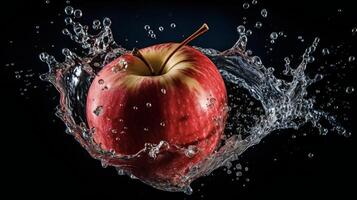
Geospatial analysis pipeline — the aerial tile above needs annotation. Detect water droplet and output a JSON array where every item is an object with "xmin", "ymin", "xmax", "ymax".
[
  {"xmin": 246, "ymin": 29, "xmax": 252, "ymax": 36},
  {"xmin": 185, "ymin": 145, "xmax": 198, "ymax": 158},
  {"xmin": 270, "ymin": 32, "xmax": 278, "ymax": 40},
  {"xmin": 62, "ymin": 28, "xmax": 70, "ymax": 35},
  {"xmin": 92, "ymin": 20, "xmax": 101, "ymax": 30},
  {"xmin": 158, "ymin": 26, "xmax": 164, "ymax": 31},
  {"xmin": 144, "ymin": 25, "xmax": 150, "ymax": 30},
  {"xmin": 170, "ymin": 23, "xmax": 176, "ymax": 28},
  {"xmin": 252, "ymin": 0, "xmax": 258, "ymax": 5},
  {"xmin": 103, "ymin": 18, "xmax": 112, "ymax": 27},
  {"xmin": 261, "ymin": 9, "xmax": 268, "ymax": 18},
  {"xmin": 93, "ymin": 106, "xmax": 103, "ymax": 116},
  {"xmin": 64, "ymin": 6, "xmax": 74, "ymax": 15},
  {"xmin": 242, "ymin": 2, "xmax": 250, "ymax": 9},
  {"xmin": 345, "ymin": 86, "xmax": 354, "ymax": 94},
  {"xmin": 73, "ymin": 9, "xmax": 82, "ymax": 18},
  {"xmin": 133, "ymin": 106, "xmax": 138, "ymax": 110},
  {"xmin": 255, "ymin": 21, "xmax": 262, "ymax": 29},
  {"xmin": 160, "ymin": 122, "xmax": 166, "ymax": 127},
  {"xmin": 322, "ymin": 48, "xmax": 330, "ymax": 56},
  {"xmin": 64, "ymin": 17, "xmax": 72, "ymax": 25},
  {"xmin": 98, "ymin": 79, "xmax": 104, "ymax": 84},
  {"xmin": 352, "ymin": 27, "xmax": 357, "ymax": 35},
  {"xmin": 160, "ymin": 88, "xmax": 166, "ymax": 94},
  {"xmin": 236, "ymin": 171, "xmax": 242, "ymax": 177},
  {"xmin": 307, "ymin": 152, "xmax": 314, "ymax": 158},
  {"xmin": 146, "ymin": 102, "xmax": 152, "ymax": 108},
  {"xmin": 237, "ymin": 25, "xmax": 245, "ymax": 34},
  {"xmin": 348, "ymin": 56, "xmax": 355, "ymax": 62}
]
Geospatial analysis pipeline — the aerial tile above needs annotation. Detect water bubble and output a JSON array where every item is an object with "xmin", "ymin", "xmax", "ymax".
[
  {"xmin": 348, "ymin": 56, "xmax": 355, "ymax": 62},
  {"xmin": 158, "ymin": 26, "xmax": 164, "ymax": 31},
  {"xmin": 237, "ymin": 25, "xmax": 245, "ymax": 34},
  {"xmin": 144, "ymin": 25, "xmax": 150, "ymax": 30},
  {"xmin": 45, "ymin": 0, "xmax": 50, "ymax": 4},
  {"xmin": 307, "ymin": 56, "xmax": 315, "ymax": 63},
  {"xmin": 252, "ymin": 0, "xmax": 258, "ymax": 5},
  {"xmin": 98, "ymin": 79, "xmax": 104, "ymax": 84},
  {"xmin": 243, "ymin": 2, "xmax": 250, "ymax": 9},
  {"xmin": 322, "ymin": 48, "xmax": 330, "ymax": 55},
  {"xmin": 148, "ymin": 30, "xmax": 154, "ymax": 35},
  {"xmin": 160, "ymin": 122, "xmax": 166, "ymax": 127},
  {"xmin": 170, "ymin": 23, "xmax": 176, "ymax": 28},
  {"xmin": 93, "ymin": 106, "xmax": 103, "ymax": 116},
  {"xmin": 111, "ymin": 129, "xmax": 117, "ymax": 134},
  {"xmin": 146, "ymin": 102, "xmax": 152, "ymax": 108},
  {"xmin": 133, "ymin": 106, "xmax": 138, "ymax": 110},
  {"xmin": 345, "ymin": 86, "xmax": 354, "ymax": 94},
  {"xmin": 270, "ymin": 32, "xmax": 278, "ymax": 40},
  {"xmin": 255, "ymin": 22, "xmax": 262, "ymax": 29},
  {"xmin": 73, "ymin": 9, "xmax": 82, "ymax": 18},
  {"xmin": 160, "ymin": 88, "xmax": 166, "ymax": 94},
  {"xmin": 15, "ymin": 75, "xmax": 21, "ymax": 79},
  {"xmin": 261, "ymin": 9, "xmax": 268, "ymax": 18},
  {"xmin": 236, "ymin": 171, "xmax": 243, "ymax": 177},
  {"xmin": 150, "ymin": 34, "xmax": 156, "ymax": 39},
  {"xmin": 235, "ymin": 163, "xmax": 242, "ymax": 170},
  {"xmin": 103, "ymin": 18, "xmax": 112, "ymax": 27},
  {"xmin": 64, "ymin": 6, "xmax": 74, "ymax": 15},
  {"xmin": 144, "ymin": 128, "xmax": 149, "ymax": 132},
  {"xmin": 66, "ymin": 0, "xmax": 70, "ymax": 4}
]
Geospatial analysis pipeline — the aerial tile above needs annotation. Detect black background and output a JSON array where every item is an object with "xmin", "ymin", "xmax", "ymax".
[{"xmin": 1, "ymin": 0, "xmax": 356, "ymax": 199}]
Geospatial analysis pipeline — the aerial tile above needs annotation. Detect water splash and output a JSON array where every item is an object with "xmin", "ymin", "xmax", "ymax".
[{"xmin": 39, "ymin": 6, "xmax": 351, "ymax": 194}]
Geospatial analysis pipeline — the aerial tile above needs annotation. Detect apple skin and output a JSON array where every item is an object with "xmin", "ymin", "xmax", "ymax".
[{"xmin": 86, "ymin": 43, "xmax": 227, "ymax": 187}]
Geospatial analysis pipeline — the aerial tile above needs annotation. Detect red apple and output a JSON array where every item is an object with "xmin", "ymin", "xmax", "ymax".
[{"xmin": 86, "ymin": 24, "xmax": 227, "ymax": 188}]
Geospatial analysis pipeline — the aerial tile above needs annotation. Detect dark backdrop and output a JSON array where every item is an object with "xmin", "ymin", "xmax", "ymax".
[{"xmin": 1, "ymin": 0, "xmax": 355, "ymax": 199}]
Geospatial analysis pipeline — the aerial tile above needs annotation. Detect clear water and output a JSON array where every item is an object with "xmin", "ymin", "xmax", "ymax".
[{"xmin": 38, "ymin": 5, "xmax": 353, "ymax": 194}]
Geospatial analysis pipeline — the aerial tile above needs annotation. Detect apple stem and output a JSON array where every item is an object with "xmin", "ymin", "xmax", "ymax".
[
  {"xmin": 158, "ymin": 23, "xmax": 209, "ymax": 75},
  {"xmin": 132, "ymin": 48, "xmax": 155, "ymax": 75}
]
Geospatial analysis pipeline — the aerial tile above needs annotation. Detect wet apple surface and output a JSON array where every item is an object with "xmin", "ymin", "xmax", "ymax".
[{"xmin": 86, "ymin": 25, "xmax": 228, "ymax": 186}]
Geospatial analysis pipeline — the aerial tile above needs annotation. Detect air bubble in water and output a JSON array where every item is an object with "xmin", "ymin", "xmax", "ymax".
[
  {"xmin": 64, "ymin": 6, "xmax": 73, "ymax": 15},
  {"xmin": 45, "ymin": 0, "xmax": 50, "ymax": 4},
  {"xmin": 255, "ymin": 22, "xmax": 262, "ymax": 29},
  {"xmin": 146, "ymin": 102, "xmax": 152, "ymax": 108},
  {"xmin": 73, "ymin": 9, "xmax": 82, "ymax": 18},
  {"xmin": 246, "ymin": 29, "xmax": 252, "ymax": 36},
  {"xmin": 160, "ymin": 88, "xmax": 166, "ymax": 94},
  {"xmin": 345, "ymin": 86, "xmax": 354, "ymax": 94},
  {"xmin": 243, "ymin": 2, "xmax": 250, "ymax": 9},
  {"xmin": 170, "ymin": 23, "xmax": 176, "ymax": 28},
  {"xmin": 261, "ymin": 9, "xmax": 268, "ymax": 18},
  {"xmin": 348, "ymin": 56, "xmax": 355, "ymax": 62},
  {"xmin": 64, "ymin": 17, "xmax": 73, "ymax": 25},
  {"xmin": 15, "ymin": 74, "xmax": 21, "ymax": 79},
  {"xmin": 62, "ymin": 28, "xmax": 70, "ymax": 35},
  {"xmin": 133, "ymin": 106, "xmax": 138, "ymax": 110},
  {"xmin": 148, "ymin": 30, "xmax": 154, "ymax": 35},
  {"xmin": 160, "ymin": 122, "xmax": 166, "ymax": 127},
  {"xmin": 252, "ymin": 0, "xmax": 258, "ymax": 5},
  {"xmin": 150, "ymin": 34, "xmax": 156, "ymax": 39},
  {"xmin": 144, "ymin": 25, "xmax": 150, "ymax": 30},
  {"xmin": 158, "ymin": 26, "xmax": 164, "ymax": 31}
]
